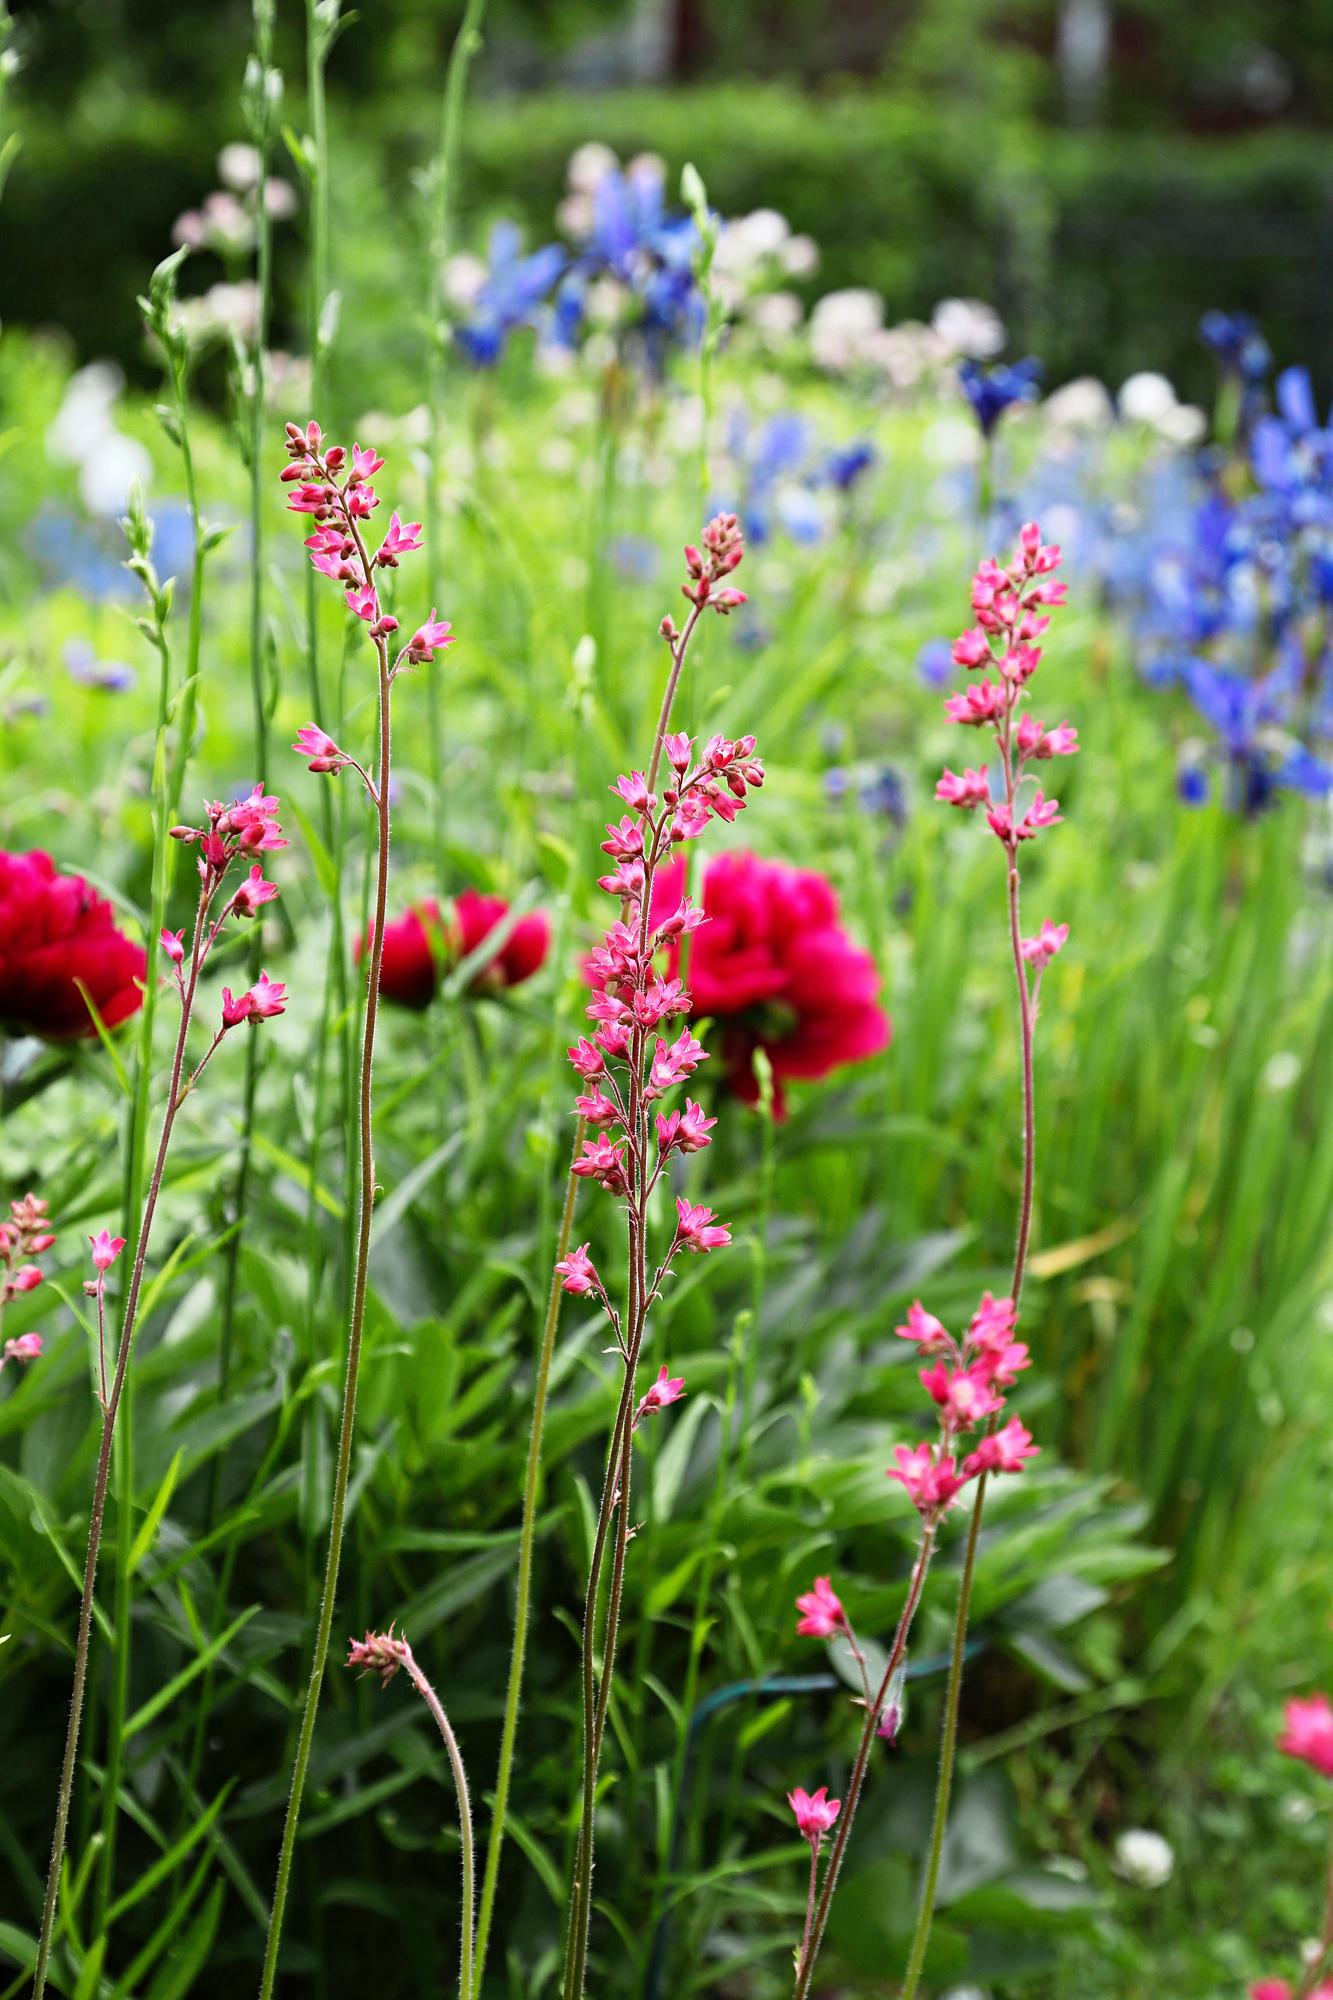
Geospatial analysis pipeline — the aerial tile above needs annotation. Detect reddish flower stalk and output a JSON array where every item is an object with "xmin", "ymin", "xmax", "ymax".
[
  {"xmin": 258, "ymin": 422, "xmax": 454, "ymax": 2000},
  {"xmin": 559, "ymin": 519, "xmax": 757, "ymax": 2000},
  {"xmin": 32, "ymin": 795, "xmax": 289, "ymax": 2000},
  {"xmin": 347, "ymin": 1628, "xmax": 476, "ymax": 2000},
  {"xmin": 790, "ymin": 523, "xmax": 1075, "ymax": 2000}
]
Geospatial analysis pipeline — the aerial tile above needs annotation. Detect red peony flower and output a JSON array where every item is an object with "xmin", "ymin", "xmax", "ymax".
[
  {"xmin": 365, "ymin": 891, "xmax": 550, "ymax": 1009},
  {"xmin": 652, "ymin": 851, "xmax": 890, "ymax": 1114},
  {"xmin": 0, "ymin": 850, "xmax": 146, "ymax": 1040}
]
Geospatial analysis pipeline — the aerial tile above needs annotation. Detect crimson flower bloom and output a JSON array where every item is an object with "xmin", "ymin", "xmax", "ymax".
[
  {"xmin": 794, "ymin": 1576, "xmax": 847, "ymax": 1640},
  {"xmin": 0, "ymin": 851, "xmax": 145, "ymax": 1040},
  {"xmin": 365, "ymin": 891, "xmax": 550, "ymax": 1009},
  {"xmin": 788, "ymin": 1786, "xmax": 841, "ymax": 1845},
  {"xmin": 650, "ymin": 852, "xmax": 889, "ymax": 1114}
]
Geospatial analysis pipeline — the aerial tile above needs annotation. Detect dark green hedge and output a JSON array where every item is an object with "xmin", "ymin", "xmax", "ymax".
[{"xmin": 9, "ymin": 79, "xmax": 1333, "ymax": 397}]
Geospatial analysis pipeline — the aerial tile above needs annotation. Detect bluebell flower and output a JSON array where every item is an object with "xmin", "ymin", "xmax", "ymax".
[
  {"xmin": 453, "ymin": 221, "xmax": 565, "ymax": 368},
  {"xmin": 1199, "ymin": 310, "xmax": 1271, "ymax": 385},
  {"xmin": 823, "ymin": 441, "xmax": 876, "ymax": 493},
  {"xmin": 959, "ymin": 357, "xmax": 1043, "ymax": 438}
]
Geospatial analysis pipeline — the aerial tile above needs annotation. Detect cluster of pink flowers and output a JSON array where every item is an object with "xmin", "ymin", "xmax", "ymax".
[
  {"xmin": 557, "ymin": 715, "xmax": 765, "ymax": 1419},
  {"xmin": 168, "ymin": 789, "xmax": 289, "ymax": 1037},
  {"xmin": 936, "ymin": 521, "xmax": 1076, "ymax": 971},
  {"xmin": 282, "ymin": 421, "xmax": 455, "ymax": 786},
  {"xmin": 885, "ymin": 1292, "xmax": 1039, "ymax": 1516},
  {"xmin": 0, "ymin": 1193, "xmax": 56, "ymax": 1373},
  {"xmin": 347, "ymin": 1626, "xmax": 412, "ymax": 1688}
]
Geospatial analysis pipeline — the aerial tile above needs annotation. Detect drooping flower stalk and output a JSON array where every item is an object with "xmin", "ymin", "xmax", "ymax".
[
  {"xmin": 789, "ymin": 523, "xmax": 1075, "ymax": 2000},
  {"xmin": 472, "ymin": 518, "xmax": 748, "ymax": 1998},
  {"xmin": 257, "ymin": 423, "xmax": 455, "ymax": 2000},
  {"xmin": 32, "ymin": 796, "xmax": 291, "ymax": 2000},
  {"xmin": 560, "ymin": 518, "xmax": 757, "ymax": 2000},
  {"xmin": 347, "ymin": 1629, "xmax": 476, "ymax": 2000}
]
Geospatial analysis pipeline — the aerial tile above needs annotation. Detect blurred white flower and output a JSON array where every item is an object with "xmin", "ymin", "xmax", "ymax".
[
  {"xmin": 750, "ymin": 292, "xmax": 803, "ymax": 343},
  {"xmin": 1113, "ymin": 1828, "xmax": 1175, "ymax": 1887},
  {"xmin": 172, "ymin": 280, "xmax": 261, "ymax": 349},
  {"xmin": 46, "ymin": 363, "xmax": 151, "ymax": 516},
  {"xmin": 779, "ymin": 233, "xmax": 819, "ymax": 278},
  {"xmin": 217, "ymin": 142, "xmax": 264, "ymax": 191},
  {"xmin": 809, "ymin": 288, "xmax": 884, "ymax": 372},
  {"xmin": 1118, "ymin": 372, "xmax": 1179, "ymax": 427},
  {"xmin": 1157, "ymin": 403, "xmax": 1207, "ymax": 447},
  {"xmin": 566, "ymin": 141, "xmax": 619, "ymax": 194},
  {"xmin": 932, "ymin": 297, "xmax": 1006, "ymax": 360},
  {"xmin": 873, "ymin": 320, "xmax": 946, "ymax": 390},
  {"xmin": 442, "ymin": 253, "xmax": 487, "ymax": 310},
  {"xmin": 1043, "ymin": 376, "xmax": 1114, "ymax": 432}
]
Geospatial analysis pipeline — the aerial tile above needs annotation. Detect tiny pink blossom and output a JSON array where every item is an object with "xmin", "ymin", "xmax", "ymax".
[
  {"xmin": 406, "ymin": 611, "xmax": 456, "ymax": 666},
  {"xmin": 294, "ymin": 724, "xmax": 348, "ymax": 774},
  {"xmin": 944, "ymin": 682, "xmax": 1005, "ymax": 727},
  {"xmin": 612, "ymin": 772, "xmax": 655, "ymax": 813},
  {"xmin": 574, "ymin": 1089, "xmax": 619, "ymax": 1125},
  {"xmin": 788, "ymin": 1786, "xmax": 841, "ymax": 1844},
  {"xmin": 221, "ymin": 987, "xmax": 253, "ymax": 1030},
  {"xmin": 656, "ymin": 1099, "xmax": 716, "ymax": 1155},
  {"xmin": 349, "ymin": 443, "xmax": 385, "ymax": 482},
  {"xmin": 571, "ymin": 1136, "xmax": 629, "ymax": 1195},
  {"xmin": 1, "ymin": 1332, "xmax": 42, "ymax": 1368},
  {"xmin": 674, "ymin": 1197, "xmax": 730, "ymax": 1253},
  {"xmin": 1278, "ymin": 1694, "xmax": 1333, "ymax": 1777},
  {"xmin": 160, "ymin": 928, "xmax": 186, "ymax": 966},
  {"xmin": 246, "ymin": 972, "xmax": 288, "ymax": 1020},
  {"xmin": 347, "ymin": 1624, "xmax": 409, "ymax": 1685},
  {"xmin": 555, "ymin": 1243, "xmax": 601, "ymax": 1296},
  {"xmin": 9, "ymin": 1264, "xmax": 42, "ymax": 1293},
  {"xmin": 886, "ymin": 1441, "xmax": 966, "ymax": 1514},
  {"xmin": 962, "ymin": 1417, "xmax": 1039, "ymax": 1477},
  {"xmin": 232, "ymin": 864, "xmax": 280, "ymax": 919},
  {"xmin": 951, "ymin": 628, "xmax": 991, "ymax": 669},
  {"xmin": 568, "ymin": 1036, "xmax": 607, "ymax": 1080},
  {"xmin": 919, "ymin": 1362, "xmax": 1005, "ymax": 1429},
  {"xmin": 794, "ymin": 1576, "xmax": 847, "ymax": 1639},
  {"xmin": 634, "ymin": 1364, "xmax": 686, "ymax": 1423},
  {"xmin": 967, "ymin": 1293, "xmax": 1018, "ymax": 1351},
  {"xmin": 935, "ymin": 767, "xmax": 990, "ymax": 809},
  {"xmin": 89, "ymin": 1229, "xmax": 126, "ymax": 1273},
  {"xmin": 1021, "ymin": 920, "xmax": 1069, "ymax": 968},
  {"xmin": 345, "ymin": 583, "xmax": 379, "ymax": 623},
  {"xmin": 663, "ymin": 731, "xmax": 693, "ymax": 773},
  {"xmin": 376, "ymin": 511, "xmax": 423, "ymax": 567},
  {"xmin": 895, "ymin": 1300, "xmax": 951, "ymax": 1352}
]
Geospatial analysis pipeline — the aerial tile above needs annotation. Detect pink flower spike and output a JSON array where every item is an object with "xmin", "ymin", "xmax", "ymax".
[
  {"xmin": 674, "ymin": 1197, "xmax": 731, "ymax": 1254},
  {"xmin": 634, "ymin": 1364, "xmax": 686, "ymax": 1424},
  {"xmin": 788, "ymin": 1786, "xmax": 841, "ymax": 1845},
  {"xmin": 89, "ymin": 1229, "xmax": 127, "ymax": 1273},
  {"xmin": 160, "ymin": 928, "xmax": 186, "ymax": 966},
  {"xmin": 894, "ymin": 1300, "xmax": 951, "ymax": 1352},
  {"xmin": 935, "ymin": 767, "xmax": 990, "ymax": 810},
  {"xmin": 294, "ymin": 724, "xmax": 348, "ymax": 774},
  {"xmin": 1278, "ymin": 1694, "xmax": 1333, "ymax": 1777},
  {"xmin": 795, "ymin": 1576, "xmax": 847, "ymax": 1640},
  {"xmin": 554, "ymin": 1243, "xmax": 601, "ymax": 1296},
  {"xmin": 1021, "ymin": 920, "xmax": 1069, "ymax": 968},
  {"xmin": 375, "ymin": 511, "xmax": 423, "ymax": 567},
  {"xmin": 406, "ymin": 611, "xmax": 456, "ymax": 666},
  {"xmin": 1, "ymin": 1332, "xmax": 43, "ymax": 1368}
]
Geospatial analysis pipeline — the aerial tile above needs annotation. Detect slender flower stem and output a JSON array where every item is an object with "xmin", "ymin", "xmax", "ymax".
[
  {"xmin": 791, "ymin": 1526, "xmax": 938, "ymax": 2000},
  {"xmin": 34, "ymin": 892, "xmax": 213, "ymax": 2000},
  {"xmin": 899, "ymin": 709, "xmax": 1038, "ymax": 2000},
  {"xmin": 257, "ymin": 503, "xmax": 396, "ymax": 2000},
  {"xmin": 400, "ymin": 1645, "xmax": 476, "ymax": 2000},
  {"xmin": 796, "ymin": 1844, "xmax": 820, "ymax": 1977},
  {"xmin": 471, "ymin": 1142, "xmax": 582, "ymax": 1987}
]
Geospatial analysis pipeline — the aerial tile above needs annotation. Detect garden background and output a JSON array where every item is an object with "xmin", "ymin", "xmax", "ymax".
[{"xmin": 1, "ymin": 1, "xmax": 1332, "ymax": 1997}]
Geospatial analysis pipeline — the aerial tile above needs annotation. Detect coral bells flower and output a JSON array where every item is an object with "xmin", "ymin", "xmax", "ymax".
[
  {"xmin": 795, "ymin": 1577, "xmax": 847, "ymax": 1639},
  {"xmin": 293, "ymin": 725, "xmax": 349, "ymax": 775},
  {"xmin": 555, "ymin": 1244, "xmax": 602, "ymax": 1297},
  {"xmin": 347, "ymin": 1626, "xmax": 411, "ymax": 1687},
  {"xmin": 963, "ymin": 1417, "xmax": 1039, "ymax": 1476},
  {"xmin": 1278, "ymin": 1693, "xmax": 1333, "ymax": 1776},
  {"xmin": 935, "ymin": 767, "xmax": 991, "ymax": 809},
  {"xmin": 406, "ymin": 612, "xmax": 455, "ymax": 666},
  {"xmin": 886, "ymin": 1442, "xmax": 966, "ymax": 1516},
  {"xmin": 788, "ymin": 1787, "xmax": 841, "ymax": 1846},
  {"xmin": 375, "ymin": 511, "xmax": 423, "ymax": 567},
  {"xmin": 1, "ymin": 1331, "xmax": 43, "ymax": 1370},
  {"xmin": 674, "ymin": 1197, "xmax": 731, "ymax": 1253},
  {"xmin": 88, "ymin": 1230, "xmax": 126, "ymax": 1273},
  {"xmin": 895, "ymin": 1300, "xmax": 951, "ymax": 1353},
  {"xmin": 0, "ymin": 851, "xmax": 146, "ymax": 1040},
  {"xmin": 231, "ymin": 865, "xmax": 280, "ymax": 919},
  {"xmin": 634, "ymin": 1364, "xmax": 685, "ymax": 1424},
  {"xmin": 160, "ymin": 928, "xmax": 186, "ymax": 967},
  {"xmin": 221, "ymin": 973, "xmax": 287, "ymax": 1030},
  {"xmin": 1021, "ymin": 920, "xmax": 1069, "ymax": 968},
  {"xmin": 572, "ymin": 1136, "xmax": 629, "ymax": 1196},
  {"xmin": 649, "ymin": 853, "xmax": 889, "ymax": 1114}
]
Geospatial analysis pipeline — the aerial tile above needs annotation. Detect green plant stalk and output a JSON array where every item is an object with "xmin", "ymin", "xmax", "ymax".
[
  {"xmin": 210, "ymin": 0, "xmax": 277, "ymax": 1528},
  {"xmin": 34, "ymin": 884, "xmax": 219, "ymax": 2000},
  {"xmin": 95, "ymin": 330, "xmax": 209, "ymax": 1932},
  {"xmin": 256, "ymin": 507, "xmax": 396, "ymax": 2000},
  {"xmin": 899, "ymin": 739, "xmax": 1038, "ymax": 2000},
  {"xmin": 424, "ymin": 0, "xmax": 487, "ymax": 876}
]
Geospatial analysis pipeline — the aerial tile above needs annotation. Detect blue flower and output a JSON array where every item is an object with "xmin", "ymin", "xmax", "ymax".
[
  {"xmin": 1199, "ymin": 310, "xmax": 1271, "ymax": 385},
  {"xmin": 561, "ymin": 159, "xmax": 705, "ymax": 369},
  {"xmin": 453, "ymin": 221, "xmax": 565, "ymax": 368},
  {"xmin": 824, "ymin": 441, "xmax": 876, "ymax": 493},
  {"xmin": 716, "ymin": 409, "xmax": 822, "ymax": 547},
  {"xmin": 959, "ymin": 358, "xmax": 1043, "ymax": 438}
]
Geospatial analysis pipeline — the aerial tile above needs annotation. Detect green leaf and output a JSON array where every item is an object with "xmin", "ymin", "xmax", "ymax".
[
  {"xmin": 105, "ymin": 1783, "xmax": 232, "ymax": 1925},
  {"xmin": 1006, "ymin": 1630, "xmax": 1094, "ymax": 1693},
  {"xmin": 128, "ymin": 1449, "xmax": 183, "ymax": 1576},
  {"xmin": 143, "ymin": 1883, "xmax": 223, "ymax": 2000},
  {"xmin": 123, "ymin": 1606, "xmax": 258, "ymax": 1740}
]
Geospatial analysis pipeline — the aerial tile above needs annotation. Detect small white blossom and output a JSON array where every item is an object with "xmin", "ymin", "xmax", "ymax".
[{"xmin": 1113, "ymin": 1828, "xmax": 1175, "ymax": 1888}]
